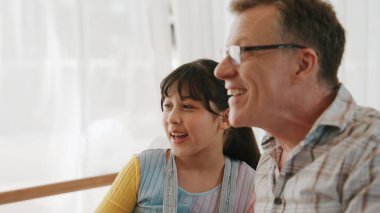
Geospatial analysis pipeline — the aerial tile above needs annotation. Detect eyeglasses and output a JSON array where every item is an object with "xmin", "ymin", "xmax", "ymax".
[{"xmin": 223, "ymin": 44, "xmax": 307, "ymax": 65}]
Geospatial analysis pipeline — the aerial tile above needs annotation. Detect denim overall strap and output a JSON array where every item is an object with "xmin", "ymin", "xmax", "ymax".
[{"xmin": 163, "ymin": 152, "xmax": 236, "ymax": 213}]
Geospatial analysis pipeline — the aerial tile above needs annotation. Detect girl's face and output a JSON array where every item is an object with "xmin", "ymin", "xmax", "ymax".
[{"xmin": 162, "ymin": 86, "xmax": 227, "ymax": 158}]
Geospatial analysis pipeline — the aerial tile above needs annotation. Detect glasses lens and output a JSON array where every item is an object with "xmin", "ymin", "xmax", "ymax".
[
  {"xmin": 220, "ymin": 47, "xmax": 228, "ymax": 61},
  {"xmin": 229, "ymin": 46, "xmax": 241, "ymax": 65}
]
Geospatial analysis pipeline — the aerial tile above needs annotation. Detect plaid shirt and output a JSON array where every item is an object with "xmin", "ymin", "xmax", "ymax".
[{"xmin": 255, "ymin": 84, "xmax": 380, "ymax": 212}]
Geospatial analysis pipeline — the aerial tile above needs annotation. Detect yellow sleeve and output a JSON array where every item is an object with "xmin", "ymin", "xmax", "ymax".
[{"xmin": 95, "ymin": 155, "xmax": 140, "ymax": 213}]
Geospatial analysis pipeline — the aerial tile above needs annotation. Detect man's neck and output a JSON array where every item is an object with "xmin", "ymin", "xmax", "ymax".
[{"xmin": 267, "ymin": 86, "xmax": 338, "ymax": 169}]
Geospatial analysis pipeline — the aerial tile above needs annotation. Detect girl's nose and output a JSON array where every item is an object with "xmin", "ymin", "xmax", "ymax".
[{"xmin": 167, "ymin": 109, "xmax": 181, "ymax": 125}]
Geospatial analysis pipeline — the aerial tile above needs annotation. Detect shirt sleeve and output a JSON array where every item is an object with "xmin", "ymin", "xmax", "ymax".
[{"xmin": 95, "ymin": 155, "xmax": 140, "ymax": 213}]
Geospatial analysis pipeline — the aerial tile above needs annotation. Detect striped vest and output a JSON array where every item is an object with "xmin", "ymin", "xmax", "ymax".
[{"xmin": 134, "ymin": 149, "xmax": 255, "ymax": 213}]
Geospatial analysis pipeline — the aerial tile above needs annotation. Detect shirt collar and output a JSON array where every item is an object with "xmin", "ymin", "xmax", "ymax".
[
  {"xmin": 261, "ymin": 84, "xmax": 357, "ymax": 150},
  {"xmin": 309, "ymin": 84, "xmax": 356, "ymax": 132}
]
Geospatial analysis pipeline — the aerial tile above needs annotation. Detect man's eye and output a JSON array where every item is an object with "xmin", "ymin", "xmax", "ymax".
[
  {"xmin": 163, "ymin": 104, "xmax": 172, "ymax": 109},
  {"xmin": 183, "ymin": 105, "xmax": 194, "ymax": 110}
]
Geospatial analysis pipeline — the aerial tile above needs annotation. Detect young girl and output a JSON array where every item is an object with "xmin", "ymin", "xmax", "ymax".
[{"xmin": 96, "ymin": 59, "xmax": 261, "ymax": 212}]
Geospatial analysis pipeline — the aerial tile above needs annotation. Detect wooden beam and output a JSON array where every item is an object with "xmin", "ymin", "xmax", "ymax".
[{"xmin": 0, "ymin": 173, "xmax": 117, "ymax": 205}]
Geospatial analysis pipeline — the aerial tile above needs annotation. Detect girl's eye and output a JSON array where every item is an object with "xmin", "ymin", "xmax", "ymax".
[{"xmin": 163, "ymin": 103, "xmax": 172, "ymax": 109}]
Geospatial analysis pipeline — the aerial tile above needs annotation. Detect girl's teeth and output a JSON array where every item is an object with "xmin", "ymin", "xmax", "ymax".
[{"xmin": 171, "ymin": 133, "xmax": 188, "ymax": 137}]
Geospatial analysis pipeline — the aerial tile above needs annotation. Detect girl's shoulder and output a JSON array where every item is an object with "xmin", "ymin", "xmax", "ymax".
[
  {"xmin": 226, "ymin": 157, "xmax": 256, "ymax": 212},
  {"xmin": 137, "ymin": 148, "xmax": 168, "ymax": 179},
  {"xmin": 230, "ymin": 158, "xmax": 256, "ymax": 182},
  {"xmin": 138, "ymin": 148, "xmax": 167, "ymax": 160},
  {"xmin": 239, "ymin": 160, "xmax": 256, "ymax": 175},
  {"xmin": 136, "ymin": 149, "xmax": 168, "ymax": 205}
]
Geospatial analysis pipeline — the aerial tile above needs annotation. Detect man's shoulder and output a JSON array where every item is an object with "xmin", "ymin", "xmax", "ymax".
[
  {"xmin": 321, "ymin": 105, "xmax": 380, "ymax": 173},
  {"xmin": 349, "ymin": 105, "xmax": 380, "ymax": 140},
  {"xmin": 354, "ymin": 105, "xmax": 380, "ymax": 122}
]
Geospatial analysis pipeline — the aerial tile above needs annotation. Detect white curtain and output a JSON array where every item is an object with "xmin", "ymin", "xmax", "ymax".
[
  {"xmin": 1, "ymin": 0, "xmax": 379, "ymax": 212},
  {"xmin": 331, "ymin": 0, "xmax": 380, "ymax": 110},
  {"xmin": 171, "ymin": 0, "xmax": 231, "ymax": 64},
  {"xmin": 0, "ymin": 0, "xmax": 171, "ymax": 212}
]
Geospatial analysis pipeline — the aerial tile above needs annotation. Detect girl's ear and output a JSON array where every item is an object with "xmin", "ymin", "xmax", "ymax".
[{"xmin": 219, "ymin": 108, "xmax": 231, "ymax": 130}]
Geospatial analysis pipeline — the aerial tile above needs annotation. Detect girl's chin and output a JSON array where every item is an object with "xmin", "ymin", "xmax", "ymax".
[{"xmin": 171, "ymin": 137, "xmax": 188, "ymax": 144}]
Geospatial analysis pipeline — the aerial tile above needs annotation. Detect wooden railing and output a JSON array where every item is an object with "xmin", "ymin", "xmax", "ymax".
[{"xmin": 0, "ymin": 173, "xmax": 117, "ymax": 205}]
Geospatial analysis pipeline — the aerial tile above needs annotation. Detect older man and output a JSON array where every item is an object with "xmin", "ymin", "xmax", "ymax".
[{"xmin": 215, "ymin": 0, "xmax": 380, "ymax": 212}]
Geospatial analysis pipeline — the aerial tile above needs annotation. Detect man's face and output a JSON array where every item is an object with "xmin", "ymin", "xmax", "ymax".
[{"xmin": 214, "ymin": 5, "xmax": 298, "ymax": 128}]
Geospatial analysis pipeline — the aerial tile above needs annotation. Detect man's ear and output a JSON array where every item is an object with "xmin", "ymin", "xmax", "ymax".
[
  {"xmin": 293, "ymin": 48, "xmax": 318, "ymax": 82},
  {"xmin": 219, "ymin": 108, "xmax": 231, "ymax": 130}
]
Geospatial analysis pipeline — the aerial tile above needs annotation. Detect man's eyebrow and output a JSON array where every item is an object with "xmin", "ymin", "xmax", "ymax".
[
  {"xmin": 228, "ymin": 36, "xmax": 251, "ymax": 46},
  {"xmin": 181, "ymin": 96, "xmax": 193, "ymax": 100}
]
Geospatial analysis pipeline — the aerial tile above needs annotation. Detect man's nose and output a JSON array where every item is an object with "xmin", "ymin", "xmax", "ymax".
[{"xmin": 214, "ymin": 57, "xmax": 236, "ymax": 80}]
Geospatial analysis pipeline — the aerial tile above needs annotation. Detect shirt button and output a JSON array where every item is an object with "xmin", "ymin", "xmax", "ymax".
[
  {"xmin": 184, "ymin": 197, "xmax": 192, "ymax": 204},
  {"xmin": 274, "ymin": 197, "xmax": 282, "ymax": 205}
]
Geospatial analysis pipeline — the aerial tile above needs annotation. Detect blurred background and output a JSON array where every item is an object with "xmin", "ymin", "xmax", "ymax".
[{"xmin": 0, "ymin": 0, "xmax": 379, "ymax": 212}]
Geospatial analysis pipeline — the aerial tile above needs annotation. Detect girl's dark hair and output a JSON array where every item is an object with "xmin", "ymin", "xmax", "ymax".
[{"xmin": 160, "ymin": 58, "xmax": 261, "ymax": 169}]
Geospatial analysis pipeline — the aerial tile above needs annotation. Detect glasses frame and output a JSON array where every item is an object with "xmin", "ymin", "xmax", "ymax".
[{"xmin": 225, "ymin": 43, "xmax": 307, "ymax": 65}]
